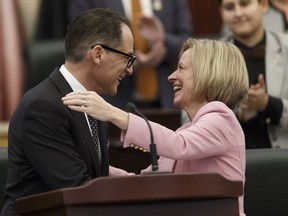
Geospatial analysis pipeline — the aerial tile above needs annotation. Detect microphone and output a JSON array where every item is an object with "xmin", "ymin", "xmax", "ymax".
[{"xmin": 126, "ymin": 102, "xmax": 159, "ymax": 172}]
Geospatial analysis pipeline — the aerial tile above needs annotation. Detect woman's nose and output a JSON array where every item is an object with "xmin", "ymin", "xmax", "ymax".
[{"xmin": 168, "ymin": 70, "xmax": 177, "ymax": 82}]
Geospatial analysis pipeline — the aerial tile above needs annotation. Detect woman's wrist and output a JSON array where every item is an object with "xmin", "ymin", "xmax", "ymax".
[{"xmin": 110, "ymin": 107, "xmax": 129, "ymax": 130}]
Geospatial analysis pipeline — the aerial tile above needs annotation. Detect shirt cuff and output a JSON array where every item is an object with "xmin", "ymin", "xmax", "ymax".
[{"xmin": 260, "ymin": 96, "xmax": 283, "ymax": 125}]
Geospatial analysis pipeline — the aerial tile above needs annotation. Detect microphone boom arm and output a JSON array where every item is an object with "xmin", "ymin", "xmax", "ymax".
[
  {"xmin": 126, "ymin": 103, "xmax": 159, "ymax": 172},
  {"xmin": 134, "ymin": 109, "xmax": 158, "ymax": 172}
]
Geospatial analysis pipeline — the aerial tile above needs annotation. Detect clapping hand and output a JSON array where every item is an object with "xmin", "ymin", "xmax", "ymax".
[
  {"xmin": 135, "ymin": 15, "xmax": 167, "ymax": 67},
  {"xmin": 238, "ymin": 74, "xmax": 268, "ymax": 121}
]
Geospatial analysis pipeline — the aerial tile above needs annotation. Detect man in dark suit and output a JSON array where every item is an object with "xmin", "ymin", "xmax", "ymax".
[
  {"xmin": 1, "ymin": 8, "xmax": 135, "ymax": 216},
  {"xmin": 68, "ymin": 0, "xmax": 193, "ymax": 109}
]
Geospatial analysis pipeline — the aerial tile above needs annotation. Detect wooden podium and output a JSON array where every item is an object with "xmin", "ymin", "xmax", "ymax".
[{"xmin": 16, "ymin": 173, "xmax": 243, "ymax": 216}]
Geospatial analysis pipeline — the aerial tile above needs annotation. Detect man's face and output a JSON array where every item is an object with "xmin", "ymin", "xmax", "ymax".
[{"xmin": 94, "ymin": 24, "xmax": 135, "ymax": 96}]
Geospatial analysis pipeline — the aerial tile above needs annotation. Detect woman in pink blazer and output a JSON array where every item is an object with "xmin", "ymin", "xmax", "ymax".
[{"xmin": 63, "ymin": 38, "xmax": 249, "ymax": 216}]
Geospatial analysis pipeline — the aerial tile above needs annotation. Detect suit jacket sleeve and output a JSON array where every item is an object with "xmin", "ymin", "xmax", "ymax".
[{"xmin": 122, "ymin": 104, "xmax": 241, "ymax": 161}]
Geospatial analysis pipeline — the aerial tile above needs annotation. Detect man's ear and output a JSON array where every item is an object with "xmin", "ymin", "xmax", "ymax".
[{"xmin": 91, "ymin": 45, "xmax": 103, "ymax": 65}]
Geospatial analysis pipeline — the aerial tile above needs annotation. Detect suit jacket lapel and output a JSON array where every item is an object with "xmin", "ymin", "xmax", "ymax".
[
  {"xmin": 266, "ymin": 31, "xmax": 285, "ymax": 97},
  {"xmin": 49, "ymin": 68, "xmax": 103, "ymax": 176},
  {"xmin": 72, "ymin": 111, "xmax": 103, "ymax": 176}
]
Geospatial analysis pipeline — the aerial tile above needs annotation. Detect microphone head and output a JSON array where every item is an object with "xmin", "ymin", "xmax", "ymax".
[{"xmin": 125, "ymin": 102, "xmax": 137, "ymax": 113}]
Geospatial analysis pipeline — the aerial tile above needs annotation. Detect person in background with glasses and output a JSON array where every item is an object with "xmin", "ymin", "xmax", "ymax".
[{"xmin": 1, "ymin": 8, "xmax": 136, "ymax": 216}]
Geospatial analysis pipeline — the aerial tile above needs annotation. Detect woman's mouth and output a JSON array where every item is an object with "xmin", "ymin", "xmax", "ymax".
[{"xmin": 173, "ymin": 85, "xmax": 182, "ymax": 92}]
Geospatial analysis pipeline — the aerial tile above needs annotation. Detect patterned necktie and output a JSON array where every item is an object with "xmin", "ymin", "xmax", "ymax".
[{"xmin": 88, "ymin": 115, "xmax": 101, "ymax": 162}]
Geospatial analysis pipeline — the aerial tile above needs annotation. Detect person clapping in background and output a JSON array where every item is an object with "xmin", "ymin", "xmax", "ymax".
[{"xmin": 218, "ymin": 0, "xmax": 288, "ymax": 149}]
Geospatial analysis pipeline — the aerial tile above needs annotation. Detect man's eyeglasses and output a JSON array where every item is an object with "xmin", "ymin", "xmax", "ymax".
[{"xmin": 91, "ymin": 44, "xmax": 136, "ymax": 68}]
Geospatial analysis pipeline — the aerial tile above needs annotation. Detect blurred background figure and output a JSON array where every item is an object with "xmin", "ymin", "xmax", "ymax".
[
  {"xmin": 269, "ymin": 0, "xmax": 288, "ymax": 32},
  {"xmin": 262, "ymin": 0, "xmax": 286, "ymax": 32},
  {"xmin": 68, "ymin": 0, "xmax": 193, "ymax": 109},
  {"xmin": 220, "ymin": 0, "xmax": 288, "ymax": 36},
  {"xmin": 218, "ymin": 0, "xmax": 288, "ymax": 149},
  {"xmin": 34, "ymin": 0, "xmax": 69, "ymax": 40},
  {"xmin": 0, "ymin": 0, "xmax": 25, "ymax": 121}
]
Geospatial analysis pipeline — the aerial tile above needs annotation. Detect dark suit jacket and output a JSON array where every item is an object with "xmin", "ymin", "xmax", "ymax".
[
  {"xmin": 1, "ymin": 69, "xmax": 109, "ymax": 216},
  {"xmin": 68, "ymin": 0, "xmax": 193, "ymax": 109}
]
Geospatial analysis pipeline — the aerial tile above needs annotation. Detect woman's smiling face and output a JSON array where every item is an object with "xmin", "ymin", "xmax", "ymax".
[{"xmin": 168, "ymin": 49, "xmax": 194, "ymax": 109}]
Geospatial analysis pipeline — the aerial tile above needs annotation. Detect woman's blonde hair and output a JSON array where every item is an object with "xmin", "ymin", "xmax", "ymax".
[{"xmin": 180, "ymin": 38, "xmax": 249, "ymax": 109}]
